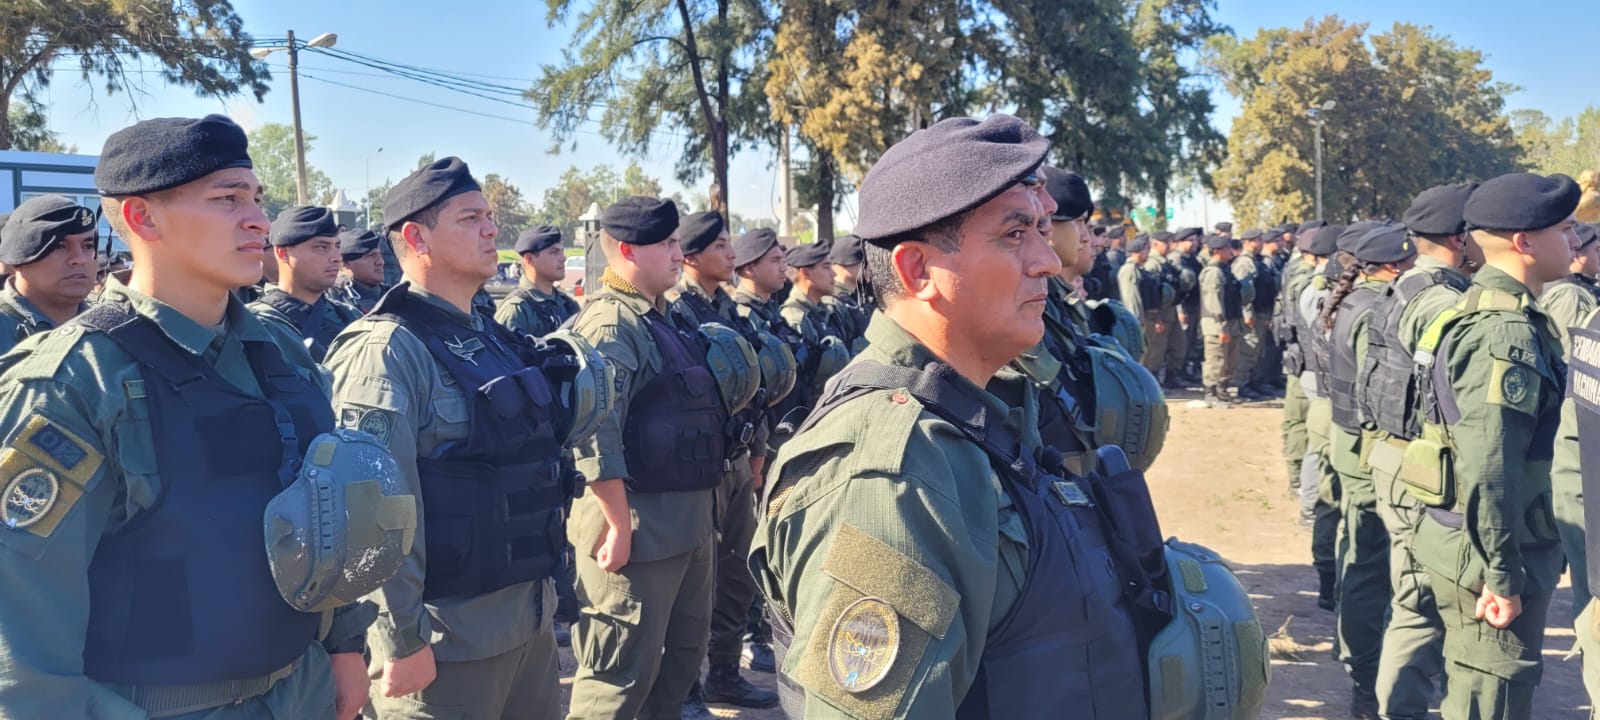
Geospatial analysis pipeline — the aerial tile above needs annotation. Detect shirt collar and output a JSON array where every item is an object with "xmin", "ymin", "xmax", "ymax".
[
  {"xmin": 99, "ymin": 276, "xmax": 272, "ymax": 356},
  {"xmin": 397, "ymin": 276, "xmax": 484, "ymax": 331}
]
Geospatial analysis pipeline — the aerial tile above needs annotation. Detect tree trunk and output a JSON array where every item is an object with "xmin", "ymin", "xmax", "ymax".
[
  {"xmin": 0, "ymin": 90, "xmax": 12, "ymax": 150},
  {"xmin": 816, "ymin": 152, "xmax": 835, "ymax": 242},
  {"xmin": 1154, "ymin": 177, "xmax": 1169, "ymax": 232}
]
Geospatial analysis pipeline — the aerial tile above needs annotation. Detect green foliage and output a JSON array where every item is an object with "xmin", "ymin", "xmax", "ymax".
[
  {"xmin": 481, "ymin": 173, "xmax": 534, "ymax": 247},
  {"xmin": 5, "ymin": 99, "xmax": 74, "ymax": 153},
  {"xmin": 246, "ymin": 123, "xmax": 333, "ymax": 219},
  {"xmin": 531, "ymin": 162, "xmax": 666, "ymax": 244},
  {"xmin": 1210, "ymin": 17, "xmax": 1522, "ymax": 227},
  {"xmin": 1512, "ymin": 107, "xmax": 1600, "ymax": 178},
  {"xmin": 0, "ymin": 0, "xmax": 268, "ymax": 149}
]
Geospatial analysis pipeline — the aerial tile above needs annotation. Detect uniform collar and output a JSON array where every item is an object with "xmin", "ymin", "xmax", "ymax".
[
  {"xmin": 1473, "ymin": 264, "xmax": 1535, "ymax": 303},
  {"xmin": 600, "ymin": 266, "xmax": 665, "ymax": 315},
  {"xmin": 786, "ymin": 290, "xmax": 820, "ymax": 312},
  {"xmin": 863, "ymin": 312, "xmax": 1034, "ymax": 448},
  {"xmin": 99, "ymin": 275, "xmax": 271, "ymax": 356},
  {"xmin": 398, "ymin": 276, "xmax": 484, "ymax": 331},
  {"xmin": 0, "ymin": 276, "xmax": 63, "ymax": 330},
  {"xmin": 517, "ymin": 276, "xmax": 559, "ymax": 301},
  {"xmin": 263, "ymin": 283, "xmax": 316, "ymax": 311}
]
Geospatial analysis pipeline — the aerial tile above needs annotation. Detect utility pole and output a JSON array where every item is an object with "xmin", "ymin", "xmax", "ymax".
[
  {"xmin": 1313, "ymin": 118, "xmax": 1324, "ymax": 220},
  {"xmin": 287, "ymin": 30, "xmax": 309, "ymax": 204},
  {"xmin": 777, "ymin": 127, "xmax": 794, "ymax": 237}
]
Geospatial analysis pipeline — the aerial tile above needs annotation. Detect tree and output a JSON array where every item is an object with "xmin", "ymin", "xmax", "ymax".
[
  {"xmin": 532, "ymin": 163, "xmax": 665, "ymax": 244},
  {"xmin": 5, "ymin": 99, "xmax": 75, "ymax": 153},
  {"xmin": 529, "ymin": 0, "xmax": 772, "ymax": 214},
  {"xmin": 1209, "ymin": 18, "xmax": 1522, "ymax": 227},
  {"xmin": 363, "ymin": 180, "xmax": 392, "ymax": 229},
  {"xmin": 621, "ymin": 163, "xmax": 663, "ymax": 198},
  {"xmin": 1128, "ymin": 0, "xmax": 1228, "ymax": 228},
  {"xmin": 1512, "ymin": 107, "xmax": 1600, "ymax": 178},
  {"xmin": 481, "ymin": 173, "xmax": 534, "ymax": 247},
  {"xmin": 1, "ymin": 0, "xmax": 269, "ymax": 149},
  {"xmin": 247, "ymin": 124, "xmax": 333, "ymax": 218}
]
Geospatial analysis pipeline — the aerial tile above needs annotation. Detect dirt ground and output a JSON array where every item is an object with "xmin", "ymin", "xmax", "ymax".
[{"xmin": 553, "ymin": 391, "xmax": 1595, "ymax": 718}]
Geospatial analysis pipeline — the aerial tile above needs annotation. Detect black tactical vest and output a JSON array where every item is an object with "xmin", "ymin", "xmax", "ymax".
[
  {"xmin": 257, "ymin": 288, "xmax": 361, "ymax": 362},
  {"xmin": 1327, "ymin": 285, "xmax": 1383, "ymax": 432},
  {"xmin": 1179, "ymin": 254, "xmax": 1204, "ymax": 307},
  {"xmin": 1251, "ymin": 258, "xmax": 1279, "ymax": 313},
  {"xmin": 1274, "ymin": 262, "xmax": 1311, "ymax": 375},
  {"xmin": 371, "ymin": 286, "xmax": 571, "ymax": 600},
  {"xmin": 505, "ymin": 286, "xmax": 581, "ymax": 338},
  {"xmin": 771, "ymin": 361, "xmax": 1149, "ymax": 719},
  {"xmin": 670, "ymin": 288, "xmax": 763, "ymax": 458},
  {"xmin": 1134, "ymin": 266, "xmax": 1163, "ymax": 315},
  {"xmin": 1219, "ymin": 264, "xmax": 1244, "ymax": 320},
  {"xmin": 1299, "ymin": 272, "xmax": 1335, "ymax": 397},
  {"xmin": 1569, "ymin": 319, "xmax": 1600, "ymax": 599},
  {"xmin": 623, "ymin": 313, "xmax": 728, "ymax": 492},
  {"xmin": 1359, "ymin": 269, "xmax": 1469, "ymax": 439},
  {"xmin": 76, "ymin": 304, "xmax": 330, "ymax": 685}
]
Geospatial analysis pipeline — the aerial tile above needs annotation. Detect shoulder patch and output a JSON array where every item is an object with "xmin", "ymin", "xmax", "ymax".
[
  {"xmin": 828, "ymin": 597, "xmax": 900, "ymax": 693},
  {"xmin": 0, "ymin": 414, "xmax": 102, "ymax": 538},
  {"xmin": 354, "ymin": 408, "xmax": 395, "ymax": 444}
]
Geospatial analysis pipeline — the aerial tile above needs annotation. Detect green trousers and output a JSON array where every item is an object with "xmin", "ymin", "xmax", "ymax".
[
  {"xmin": 1147, "ymin": 306, "xmax": 1185, "ymax": 378},
  {"xmin": 1202, "ymin": 321, "xmax": 1242, "ymax": 389},
  {"xmin": 1302, "ymin": 395, "xmax": 1341, "ymax": 592},
  {"xmin": 1577, "ymin": 599, "xmax": 1600, "ymax": 718},
  {"xmin": 368, "ymin": 624, "xmax": 561, "ymax": 720},
  {"xmin": 1231, "ymin": 312, "xmax": 1270, "ymax": 388},
  {"xmin": 708, "ymin": 459, "xmax": 760, "ymax": 668},
  {"xmin": 150, "ymin": 644, "xmax": 334, "ymax": 719},
  {"xmin": 568, "ymin": 537, "xmax": 714, "ymax": 720},
  {"xmin": 1554, "ymin": 455, "xmax": 1589, "ymax": 619},
  {"xmin": 1283, "ymin": 375, "xmax": 1308, "ymax": 495},
  {"xmin": 1431, "ymin": 575, "xmax": 1550, "ymax": 720},
  {"xmin": 1371, "ymin": 449, "xmax": 1445, "ymax": 720},
  {"xmin": 1331, "ymin": 426, "xmax": 1390, "ymax": 692}
]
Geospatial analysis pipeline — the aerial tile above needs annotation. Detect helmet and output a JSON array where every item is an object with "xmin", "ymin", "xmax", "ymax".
[
  {"xmin": 816, "ymin": 335, "xmax": 851, "ymax": 380},
  {"xmin": 1084, "ymin": 340, "xmax": 1169, "ymax": 470},
  {"xmin": 700, "ymin": 322, "xmax": 761, "ymax": 415},
  {"xmin": 1087, "ymin": 299, "xmax": 1146, "ymax": 361},
  {"xmin": 1012, "ymin": 341, "xmax": 1063, "ymax": 389},
  {"xmin": 264, "ymin": 428, "xmax": 418, "ymax": 613},
  {"xmin": 752, "ymin": 330, "xmax": 798, "ymax": 408},
  {"xmin": 1146, "ymin": 539, "xmax": 1270, "ymax": 720},
  {"xmin": 541, "ymin": 329, "xmax": 614, "ymax": 447}
]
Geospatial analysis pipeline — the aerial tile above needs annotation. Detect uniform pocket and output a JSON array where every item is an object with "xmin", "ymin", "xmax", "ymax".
[{"xmin": 576, "ymin": 585, "xmax": 641, "ymax": 675}]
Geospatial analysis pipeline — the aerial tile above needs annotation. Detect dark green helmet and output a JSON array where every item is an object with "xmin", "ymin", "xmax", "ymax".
[
  {"xmin": 700, "ymin": 322, "xmax": 761, "ymax": 415},
  {"xmin": 752, "ymin": 330, "xmax": 798, "ymax": 408},
  {"xmin": 1146, "ymin": 539, "xmax": 1270, "ymax": 719},
  {"xmin": 542, "ymin": 329, "xmax": 614, "ymax": 448},
  {"xmin": 1083, "ymin": 339, "xmax": 1169, "ymax": 470}
]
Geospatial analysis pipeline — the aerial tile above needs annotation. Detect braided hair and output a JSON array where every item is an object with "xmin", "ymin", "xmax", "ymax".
[{"xmin": 1319, "ymin": 250, "xmax": 1369, "ymax": 331}]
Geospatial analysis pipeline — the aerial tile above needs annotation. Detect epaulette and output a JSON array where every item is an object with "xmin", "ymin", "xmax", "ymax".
[{"xmin": 3, "ymin": 323, "xmax": 91, "ymax": 382}]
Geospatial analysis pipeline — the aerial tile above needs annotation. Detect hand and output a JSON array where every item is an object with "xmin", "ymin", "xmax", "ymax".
[
  {"xmin": 1178, "ymin": 311, "xmax": 1189, "ymax": 327},
  {"xmin": 1153, "ymin": 320, "xmax": 1166, "ymax": 334},
  {"xmin": 330, "ymin": 652, "xmax": 370, "ymax": 719},
  {"xmin": 1244, "ymin": 316, "xmax": 1256, "ymax": 330},
  {"xmin": 1475, "ymin": 588, "xmax": 1522, "ymax": 629},
  {"xmin": 381, "ymin": 644, "xmax": 436, "ymax": 698},
  {"xmin": 1219, "ymin": 332, "xmax": 1231, "ymax": 344},
  {"xmin": 750, "ymin": 455, "xmax": 767, "ymax": 490},
  {"xmin": 596, "ymin": 523, "xmax": 633, "ymax": 573}
]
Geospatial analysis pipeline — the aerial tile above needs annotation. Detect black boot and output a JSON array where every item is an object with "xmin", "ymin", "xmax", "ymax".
[
  {"xmin": 1318, "ymin": 570, "xmax": 1337, "ymax": 612},
  {"xmin": 1349, "ymin": 684, "xmax": 1379, "ymax": 719},
  {"xmin": 703, "ymin": 662, "xmax": 779, "ymax": 708},
  {"xmin": 681, "ymin": 681, "xmax": 713, "ymax": 719},
  {"xmin": 743, "ymin": 640, "xmax": 776, "ymax": 673},
  {"xmin": 1235, "ymin": 385, "xmax": 1263, "ymax": 401}
]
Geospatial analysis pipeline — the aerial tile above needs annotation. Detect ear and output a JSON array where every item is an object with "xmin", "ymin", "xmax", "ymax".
[
  {"xmin": 1510, "ymin": 231, "xmax": 1534, "ymax": 256},
  {"xmin": 891, "ymin": 242, "xmax": 937, "ymax": 301},
  {"xmin": 273, "ymin": 246, "xmax": 290, "ymax": 262},
  {"xmin": 618, "ymin": 242, "xmax": 637, "ymax": 263},
  {"xmin": 400, "ymin": 222, "xmax": 429, "ymax": 256},
  {"xmin": 121, "ymin": 197, "xmax": 158, "ymax": 242}
]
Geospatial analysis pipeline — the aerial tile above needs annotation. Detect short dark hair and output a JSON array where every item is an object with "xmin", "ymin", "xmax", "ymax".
[
  {"xmin": 864, "ymin": 209, "xmax": 971, "ymax": 307},
  {"xmin": 387, "ymin": 200, "xmax": 446, "ymax": 257}
]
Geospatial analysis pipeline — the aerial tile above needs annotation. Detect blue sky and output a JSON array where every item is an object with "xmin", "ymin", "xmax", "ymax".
[{"xmin": 30, "ymin": 0, "xmax": 1598, "ymax": 229}]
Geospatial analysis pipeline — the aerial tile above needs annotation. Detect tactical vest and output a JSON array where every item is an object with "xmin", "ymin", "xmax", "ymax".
[
  {"xmin": 623, "ymin": 313, "xmax": 728, "ymax": 492},
  {"xmin": 1218, "ymin": 265, "xmax": 1244, "ymax": 320},
  {"xmin": 1298, "ymin": 278, "xmax": 1332, "ymax": 397},
  {"xmin": 1274, "ymin": 261, "xmax": 1313, "ymax": 375},
  {"xmin": 771, "ymin": 361, "xmax": 1149, "ymax": 720},
  {"xmin": 1359, "ymin": 269, "xmax": 1469, "ymax": 439},
  {"xmin": 739, "ymin": 293, "xmax": 816, "ymax": 431},
  {"xmin": 371, "ymin": 287, "xmax": 570, "ymax": 600},
  {"xmin": 1569, "ymin": 313, "xmax": 1600, "ymax": 599},
  {"xmin": 1250, "ymin": 258, "xmax": 1278, "ymax": 314},
  {"xmin": 505, "ymin": 286, "xmax": 580, "ymax": 338},
  {"xmin": 671, "ymin": 288, "xmax": 764, "ymax": 458},
  {"xmin": 1156, "ymin": 260, "xmax": 1183, "ymax": 309},
  {"xmin": 256, "ymin": 288, "xmax": 360, "ymax": 362},
  {"xmin": 1178, "ymin": 254, "xmax": 1204, "ymax": 306},
  {"xmin": 1134, "ymin": 266, "xmax": 1163, "ymax": 315},
  {"xmin": 76, "ymin": 304, "xmax": 330, "ymax": 685},
  {"xmin": 1327, "ymin": 286, "xmax": 1383, "ymax": 432}
]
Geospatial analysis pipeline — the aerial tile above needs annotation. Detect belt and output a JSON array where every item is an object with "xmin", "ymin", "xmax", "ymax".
[
  {"xmin": 1426, "ymin": 507, "xmax": 1464, "ymax": 529},
  {"xmin": 110, "ymin": 657, "xmax": 301, "ymax": 718}
]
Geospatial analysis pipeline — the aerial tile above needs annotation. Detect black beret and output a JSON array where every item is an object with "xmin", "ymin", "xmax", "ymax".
[
  {"xmin": 1215, "ymin": 222, "xmax": 1233, "ymax": 233},
  {"xmin": 1576, "ymin": 223, "xmax": 1600, "ymax": 251},
  {"xmin": 1173, "ymin": 227, "xmax": 1202, "ymax": 243},
  {"xmin": 0, "ymin": 195, "xmax": 97, "ymax": 266},
  {"xmin": 1336, "ymin": 221, "xmax": 1382, "ymax": 254},
  {"xmin": 1300, "ymin": 225, "xmax": 1342, "ymax": 256},
  {"xmin": 1203, "ymin": 234, "xmax": 1232, "ymax": 250},
  {"xmin": 269, "ymin": 205, "xmax": 338, "ymax": 247},
  {"xmin": 1297, "ymin": 220, "xmax": 1327, "ymax": 235},
  {"xmin": 601, "ymin": 196, "xmax": 679, "ymax": 246},
  {"xmin": 1402, "ymin": 183, "xmax": 1478, "ymax": 236},
  {"xmin": 384, "ymin": 157, "xmax": 482, "ymax": 231},
  {"xmin": 516, "ymin": 225, "xmax": 564, "ymax": 255},
  {"xmin": 855, "ymin": 114, "xmax": 1048, "ymax": 242},
  {"xmin": 1042, "ymin": 166, "xmax": 1093, "ymax": 220},
  {"xmin": 786, "ymin": 239, "xmax": 832, "ymax": 268},
  {"xmin": 1152, "ymin": 230, "xmax": 1174, "ymax": 243},
  {"xmin": 1126, "ymin": 234, "xmax": 1150, "ymax": 253},
  {"xmin": 95, "ymin": 114, "xmax": 252, "ymax": 196},
  {"xmin": 1464, "ymin": 173, "xmax": 1581, "ymax": 232},
  {"xmin": 830, "ymin": 234, "xmax": 865, "ymax": 266},
  {"xmin": 338, "ymin": 228, "xmax": 382, "ymax": 261},
  {"xmin": 1240, "ymin": 228, "xmax": 1265, "ymax": 241},
  {"xmin": 733, "ymin": 228, "xmax": 781, "ymax": 268},
  {"xmin": 1352, "ymin": 222, "xmax": 1418, "ymax": 265},
  {"xmin": 678, "ymin": 212, "xmax": 726, "ymax": 256}
]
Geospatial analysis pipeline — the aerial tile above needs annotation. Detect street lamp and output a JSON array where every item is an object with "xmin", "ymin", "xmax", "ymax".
[
  {"xmin": 251, "ymin": 31, "xmax": 338, "ymax": 204},
  {"xmin": 1307, "ymin": 100, "xmax": 1336, "ymax": 220},
  {"xmin": 364, "ymin": 147, "xmax": 384, "ymax": 226}
]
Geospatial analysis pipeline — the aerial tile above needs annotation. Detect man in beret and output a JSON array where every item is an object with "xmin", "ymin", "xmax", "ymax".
[
  {"xmin": 781, "ymin": 240, "xmax": 850, "ymax": 387},
  {"xmin": 1169, "ymin": 227, "xmax": 1205, "ymax": 383},
  {"xmin": 1407, "ymin": 173, "xmax": 1580, "ymax": 719},
  {"xmin": 1118, "ymin": 233, "xmax": 1170, "ymax": 371},
  {"xmin": 752, "ymin": 115, "xmax": 1148, "ymax": 716},
  {"xmin": 1144, "ymin": 231, "xmax": 1188, "ymax": 385},
  {"xmin": 662, "ymin": 210, "xmax": 781, "ymax": 715},
  {"xmin": 248, "ymin": 205, "xmax": 362, "ymax": 362},
  {"xmin": 1276, "ymin": 220, "xmax": 1329, "ymax": 504},
  {"xmin": 825, "ymin": 234, "xmax": 870, "ymax": 351},
  {"xmin": 1230, "ymin": 228, "xmax": 1279, "ymax": 399},
  {"xmin": 1359, "ymin": 186, "xmax": 1479, "ymax": 720},
  {"xmin": 331, "ymin": 227, "xmax": 388, "ymax": 313},
  {"xmin": 0, "ymin": 115, "xmax": 374, "ymax": 719},
  {"xmin": 496, "ymin": 225, "xmax": 579, "ymax": 338},
  {"xmin": 1215, "ymin": 221, "xmax": 1234, "ymax": 239},
  {"xmin": 0, "ymin": 195, "xmax": 97, "ymax": 353},
  {"xmin": 1554, "ymin": 222, "xmax": 1600, "ymax": 711},
  {"xmin": 325, "ymin": 157, "xmax": 569, "ymax": 719},
  {"xmin": 1198, "ymin": 233, "xmax": 1246, "ymax": 407},
  {"xmin": 1536, "ymin": 222, "xmax": 1600, "ymax": 352}
]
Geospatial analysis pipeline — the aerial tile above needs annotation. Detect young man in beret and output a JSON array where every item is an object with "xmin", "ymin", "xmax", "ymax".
[
  {"xmin": 1408, "ymin": 172, "xmax": 1580, "ymax": 719},
  {"xmin": 733, "ymin": 228, "xmax": 820, "ymax": 436},
  {"xmin": 0, "ymin": 114, "xmax": 372, "ymax": 719},
  {"xmin": 1118, "ymin": 233, "xmax": 1166, "ymax": 362},
  {"xmin": 825, "ymin": 233, "xmax": 870, "ymax": 350},
  {"xmin": 664, "ymin": 210, "xmax": 780, "ymax": 715},
  {"xmin": 1230, "ymin": 228, "xmax": 1277, "ymax": 399},
  {"xmin": 332, "ymin": 227, "xmax": 388, "ymax": 313},
  {"xmin": 1144, "ymin": 231, "xmax": 1186, "ymax": 383},
  {"xmin": 751, "ymin": 115, "xmax": 1146, "ymax": 718},
  {"xmin": 781, "ymin": 240, "xmax": 848, "ymax": 378},
  {"xmin": 325, "ymin": 157, "xmax": 569, "ymax": 719},
  {"xmin": 249, "ymin": 205, "xmax": 362, "ymax": 362},
  {"xmin": 1172, "ymin": 227, "xmax": 1206, "ymax": 380},
  {"xmin": 1199, "ymin": 233, "xmax": 1245, "ymax": 407},
  {"xmin": 0, "ymin": 195, "xmax": 97, "ymax": 353},
  {"xmin": 565, "ymin": 196, "xmax": 724, "ymax": 719},
  {"xmin": 496, "ymin": 225, "xmax": 579, "ymax": 338},
  {"xmin": 1535, "ymin": 222, "xmax": 1600, "ymax": 353}
]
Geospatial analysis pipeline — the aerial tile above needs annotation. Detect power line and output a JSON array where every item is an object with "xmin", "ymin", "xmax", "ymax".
[{"xmin": 298, "ymin": 73, "xmax": 536, "ymax": 125}]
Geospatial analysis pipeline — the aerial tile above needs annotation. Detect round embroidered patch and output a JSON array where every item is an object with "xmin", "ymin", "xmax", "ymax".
[
  {"xmin": 357, "ymin": 409, "xmax": 394, "ymax": 444},
  {"xmin": 828, "ymin": 597, "xmax": 901, "ymax": 693},
  {"xmin": 2, "ymin": 467, "xmax": 59, "ymax": 530},
  {"xmin": 1502, "ymin": 365, "xmax": 1529, "ymax": 406}
]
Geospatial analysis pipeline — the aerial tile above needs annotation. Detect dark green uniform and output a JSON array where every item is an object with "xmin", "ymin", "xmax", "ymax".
[
  {"xmin": 1199, "ymin": 255, "xmax": 1244, "ymax": 395},
  {"xmin": 495, "ymin": 278, "xmax": 580, "ymax": 339},
  {"xmin": 566, "ymin": 270, "xmax": 715, "ymax": 720},
  {"xmin": 0, "ymin": 276, "xmax": 83, "ymax": 355},
  {"xmin": 1539, "ymin": 274, "xmax": 1600, "ymax": 625},
  {"xmin": 0, "ymin": 279, "xmax": 366, "ymax": 719},
  {"xmin": 247, "ymin": 286, "xmax": 363, "ymax": 363},
  {"xmin": 1279, "ymin": 254, "xmax": 1316, "ymax": 500},
  {"xmin": 325, "ymin": 281, "xmax": 561, "ymax": 720},
  {"xmin": 332, "ymin": 278, "xmax": 387, "ymax": 314},
  {"xmin": 1410, "ymin": 266, "xmax": 1565, "ymax": 719}
]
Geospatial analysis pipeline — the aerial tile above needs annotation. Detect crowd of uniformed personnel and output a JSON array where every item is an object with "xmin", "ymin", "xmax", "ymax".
[{"xmin": 22, "ymin": 102, "xmax": 1600, "ymax": 720}]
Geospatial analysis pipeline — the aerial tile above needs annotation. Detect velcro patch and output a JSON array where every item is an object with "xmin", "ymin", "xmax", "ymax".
[
  {"xmin": 0, "ymin": 447, "xmax": 87, "ymax": 538},
  {"xmin": 11, "ymin": 414, "xmax": 102, "ymax": 487},
  {"xmin": 1506, "ymin": 346, "xmax": 1536, "ymax": 368},
  {"xmin": 1486, "ymin": 358, "xmax": 1539, "ymax": 415}
]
